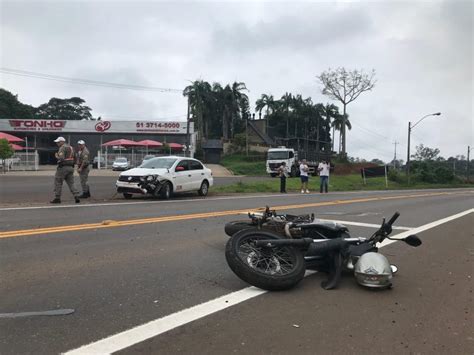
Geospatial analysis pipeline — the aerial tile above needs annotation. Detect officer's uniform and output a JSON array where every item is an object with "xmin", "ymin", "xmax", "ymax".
[
  {"xmin": 54, "ymin": 143, "xmax": 79, "ymax": 200},
  {"xmin": 77, "ymin": 146, "xmax": 91, "ymax": 197}
]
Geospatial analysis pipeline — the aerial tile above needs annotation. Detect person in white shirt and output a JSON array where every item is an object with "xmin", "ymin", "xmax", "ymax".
[
  {"xmin": 317, "ymin": 160, "xmax": 330, "ymax": 193},
  {"xmin": 299, "ymin": 159, "xmax": 310, "ymax": 193},
  {"xmin": 277, "ymin": 162, "xmax": 288, "ymax": 193}
]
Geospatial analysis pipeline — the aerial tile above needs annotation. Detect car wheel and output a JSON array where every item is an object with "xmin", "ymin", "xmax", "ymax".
[
  {"xmin": 198, "ymin": 180, "xmax": 209, "ymax": 196},
  {"xmin": 123, "ymin": 193, "xmax": 133, "ymax": 199},
  {"xmin": 160, "ymin": 182, "xmax": 172, "ymax": 200}
]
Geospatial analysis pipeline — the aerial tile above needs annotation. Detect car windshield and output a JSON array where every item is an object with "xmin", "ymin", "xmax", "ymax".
[
  {"xmin": 115, "ymin": 158, "xmax": 127, "ymax": 162},
  {"xmin": 268, "ymin": 151, "xmax": 289, "ymax": 160},
  {"xmin": 143, "ymin": 155, "xmax": 155, "ymax": 160},
  {"xmin": 140, "ymin": 157, "xmax": 177, "ymax": 169}
]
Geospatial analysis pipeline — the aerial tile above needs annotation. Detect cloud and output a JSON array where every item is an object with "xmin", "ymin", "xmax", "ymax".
[{"xmin": 0, "ymin": 0, "xmax": 472, "ymax": 161}]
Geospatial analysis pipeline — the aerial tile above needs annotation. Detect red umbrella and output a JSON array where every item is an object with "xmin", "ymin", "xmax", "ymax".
[
  {"xmin": 136, "ymin": 139, "xmax": 163, "ymax": 147},
  {"xmin": 167, "ymin": 142, "xmax": 183, "ymax": 149},
  {"xmin": 101, "ymin": 139, "xmax": 146, "ymax": 147},
  {"xmin": 10, "ymin": 143, "xmax": 24, "ymax": 151},
  {"xmin": 0, "ymin": 132, "xmax": 24, "ymax": 143}
]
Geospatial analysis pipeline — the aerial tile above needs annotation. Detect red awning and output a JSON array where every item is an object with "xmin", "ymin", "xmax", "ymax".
[
  {"xmin": 136, "ymin": 139, "xmax": 163, "ymax": 147},
  {"xmin": 167, "ymin": 142, "xmax": 183, "ymax": 149},
  {"xmin": 10, "ymin": 143, "xmax": 24, "ymax": 151},
  {"xmin": 0, "ymin": 132, "xmax": 24, "ymax": 143},
  {"xmin": 101, "ymin": 139, "xmax": 146, "ymax": 147}
]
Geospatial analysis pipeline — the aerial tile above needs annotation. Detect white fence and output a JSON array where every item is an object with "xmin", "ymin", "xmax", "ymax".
[{"xmin": 3, "ymin": 151, "xmax": 39, "ymax": 171}]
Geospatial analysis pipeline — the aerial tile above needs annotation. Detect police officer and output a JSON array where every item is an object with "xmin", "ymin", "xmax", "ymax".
[
  {"xmin": 50, "ymin": 137, "xmax": 80, "ymax": 204},
  {"xmin": 76, "ymin": 140, "xmax": 91, "ymax": 198}
]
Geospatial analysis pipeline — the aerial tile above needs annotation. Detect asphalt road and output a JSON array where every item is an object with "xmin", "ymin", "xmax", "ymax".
[
  {"xmin": 0, "ymin": 175, "xmax": 271, "ymax": 205},
  {"xmin": 0, "ymin": 189, "xmax": 473, "ymax": 354}
]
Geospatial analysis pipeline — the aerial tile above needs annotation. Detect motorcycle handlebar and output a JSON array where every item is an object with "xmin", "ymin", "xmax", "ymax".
[{"xmin": 386, "ymin": 212, "xmax": 400, "ymax": 227}]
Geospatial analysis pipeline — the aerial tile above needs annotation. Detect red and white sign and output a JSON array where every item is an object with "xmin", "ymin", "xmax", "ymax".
[
  {"xmin": 0, "ymin": 119, "xmax": 192, "ymax": 134},
  {"xmin": 9, "ymin": 119, "xmax": 66, "ymax": 131},
  {"xmin": 95, "ymin": 121, "xmax": 112, "ymax": 132}
]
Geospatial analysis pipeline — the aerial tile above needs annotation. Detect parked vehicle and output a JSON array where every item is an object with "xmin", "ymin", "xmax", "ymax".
[
  {"xmin": 225, "ymin": 207, "xmax": 421, "ymax": 291},
  {"xmin": 115, "ymin": 156, "xmax": 213, "ymax": 199},
  {"xmin": 92, "ymin": 156, "xmax": 106, "ymax": 169},
  {"xmin": 112, "ymin": 157, "xmax": 130, "ymax": 171},
  {"xmin": 266, "ymin": 147, "xmax": 319, "ymax": 177}
]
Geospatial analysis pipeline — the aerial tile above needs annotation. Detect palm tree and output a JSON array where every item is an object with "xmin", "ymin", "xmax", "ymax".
[
  {"xmin": 331, "ymin": 113, "xmax": 351, "ymax": 154},
  {"xmin": 183, "ymin": 80, "xmax": 212, "ymax": 140},
  {"xmin": 255, "ymin": 94, "xmax": 275, "ymax": 134},
  {"xmin": 280, "ymin": 92, "xmax": 293, "ymax": 138},
  {"xmin": 319, "ymin": 103, "xmax": 340, "ymax": 152}
]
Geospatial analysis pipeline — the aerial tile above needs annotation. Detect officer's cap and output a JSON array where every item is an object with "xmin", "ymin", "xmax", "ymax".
[
  {"xmin": 77, "ymin": 140, "xmax": 85, "ymax": 145},
  {"xmin": 54, "ymin": 136, "xmax": 66, "ymax": 143}
]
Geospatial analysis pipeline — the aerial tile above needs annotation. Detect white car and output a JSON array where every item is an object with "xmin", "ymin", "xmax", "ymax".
[
  {"xmin": 112, "ymin": 157, "xmax": 130, "ymax": 171},
  {"xmin": 116, "ymin": 156, "xmax": 213, "ymax": 199}
]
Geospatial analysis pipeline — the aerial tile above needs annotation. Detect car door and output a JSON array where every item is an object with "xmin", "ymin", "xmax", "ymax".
[
  {"xmin": 173, "ymin": 160, "xmax": 190, "ymax": 192},
  {"xmin": 188, "ymin": 160, "xmax": 206, "ymax": 190}
]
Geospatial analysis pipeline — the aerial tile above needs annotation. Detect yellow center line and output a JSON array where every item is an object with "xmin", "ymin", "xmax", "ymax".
[{"xmin": 0, "ymin": 191, "xmax": 459, "ymax": 239}]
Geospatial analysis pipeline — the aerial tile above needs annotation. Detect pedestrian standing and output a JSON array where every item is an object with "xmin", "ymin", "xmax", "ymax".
[
  {"xmin": 50, "ymin": 137, "xmax": 80, "ymax": 204},
  {"xmin": 77, "ymin": 140, "xmax": 91, "ymax": 198},
  {"xmin": 299, "ymin": 159, "xmax": 310, "ymax": 193},
  {"xmin": 318, "ymin": 159, "xmax": 330, "ymax": 193},
  {"xmin": 277, "ymin": 162, "xmax": 288, "ymax": 193}
]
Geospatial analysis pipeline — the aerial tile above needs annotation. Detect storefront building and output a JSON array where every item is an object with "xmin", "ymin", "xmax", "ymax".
[{"xmin": 0, "ymin": 119, "xmax": 195, "ymax": 164}]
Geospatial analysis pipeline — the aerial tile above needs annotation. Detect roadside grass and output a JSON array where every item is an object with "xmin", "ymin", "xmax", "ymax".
[
  {"xmin": 220, "ymin": 154, "xmax": 266, "ymax": 176},
  {"xmin": 213, "ymin": 174, "xmax": 472, "ymax": 194}
]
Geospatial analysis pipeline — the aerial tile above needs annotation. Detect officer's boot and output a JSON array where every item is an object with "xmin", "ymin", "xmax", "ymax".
[
  {"xmin": 75, "ymin": 196, "xmax": 80, "ymax": 203},
  {"xmin": 50, "ymin": 198, "xmax": 61, "ymax": 204},
  {"xmin": 86, "ymin": 190, "xmax": 91, "ymax": 198}
]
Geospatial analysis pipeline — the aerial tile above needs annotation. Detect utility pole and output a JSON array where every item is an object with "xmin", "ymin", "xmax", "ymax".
[
  {"xmin": 185, "ymin": 96, "xmax": 191, "ymax": 157},
  {"xmin": 467, "ymin": 146, "xmax": 470, "ymax": 182},
  {"xmin": 406, "ymin": 112, "xmax": 441, "ymax": 184},
  {"xmin": 392, "ymin": 141, "xmax": 399, "ymax": 162}
]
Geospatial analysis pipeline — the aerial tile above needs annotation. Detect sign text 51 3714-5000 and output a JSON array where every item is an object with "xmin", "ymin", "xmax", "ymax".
[{"xmin": 136, "ymin": 122, "xmax": 182, "ymax": 133}]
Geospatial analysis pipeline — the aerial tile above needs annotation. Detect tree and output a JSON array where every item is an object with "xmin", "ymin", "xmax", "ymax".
[
  {"xmin": 0, "ymin": 88, "xmax": 35, "ymax": 119},
  {"xmin": 319, "ymin": 103, "xmax": 340, "ymax": 152},
  {"xmin": 255, "ymin": 94, "xmax": 275, "ymax": 134},
  {"xmin": 411, "ymin": 144, "xmax": 440, "ymax": 161},
  {"xmin": 280, "ymin": 92, "xmax": 293, "ymax": 138},
  {"xmin": 183, "ymin": 80, "xmax": 213, "ymax": 140},
  {"xmin": 0, "ymin": 138, "xmax": 14, "ymax": 173},
  {"xmin": 35, "ymin": 97, "xmax": 93, "ymax": 120},
  {"xmin": 317, "ymin": 68, "xmax": 376, "ymax": 156},
  {"xmin": 330, "ymin": 113, "xmax": 352, "ymax": 154}
]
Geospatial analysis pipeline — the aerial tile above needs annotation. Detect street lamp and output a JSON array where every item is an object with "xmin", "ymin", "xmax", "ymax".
[{"xmin": 406, "ymin": 112, "xmax": 441, "ymax": 184}]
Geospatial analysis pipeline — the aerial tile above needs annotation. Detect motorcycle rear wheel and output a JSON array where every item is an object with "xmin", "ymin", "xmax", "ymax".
[
  {"xmin": 224, "ymin": 220, "xmax": 258, "ymax": 237},
  {"xmin": 225, "ymin": 229, "xmax": 306, "ymax": 291}
]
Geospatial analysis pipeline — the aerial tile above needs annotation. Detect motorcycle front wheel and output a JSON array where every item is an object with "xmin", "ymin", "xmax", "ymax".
[{"xmin": 225, "ymin": 229, "xmax": 306, "ymax": 291}]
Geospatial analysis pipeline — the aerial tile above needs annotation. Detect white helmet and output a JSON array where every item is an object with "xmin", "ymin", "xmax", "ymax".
[{"xmin": 354, "ymin": 252, "xmax": 392, "ymax": 288}]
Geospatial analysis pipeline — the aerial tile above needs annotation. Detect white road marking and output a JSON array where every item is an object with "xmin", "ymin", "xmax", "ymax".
[
  {"xmin": 1, "ymin": 188, "xmax": 469, "ymax": 212},
  {"xmin": 64, "ymin": 208, "xmax": 473, "ymax": 355}
]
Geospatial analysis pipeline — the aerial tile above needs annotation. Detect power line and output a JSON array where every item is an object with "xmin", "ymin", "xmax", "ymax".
[
  {"xmin": 351, "ymin": 121, "xmax": 388, "ymax": 139},
  {"xmin": 0, "ymin": 67, "xmax": 182, "ymax": 93}
]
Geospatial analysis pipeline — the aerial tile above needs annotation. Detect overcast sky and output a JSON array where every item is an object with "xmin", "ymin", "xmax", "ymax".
[{"xmin": 1, "ymin": 0, "xmax": 472, "ymax": 161}]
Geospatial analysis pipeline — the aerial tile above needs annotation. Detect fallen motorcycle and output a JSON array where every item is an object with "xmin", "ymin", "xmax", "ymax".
[
  {"xmin": 225, "ymin": 209, "xmax": 421, "ymax": 291},
  {"xmin": 224, "ymin": 206, "xmax": 347, "ymax": 239}
]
